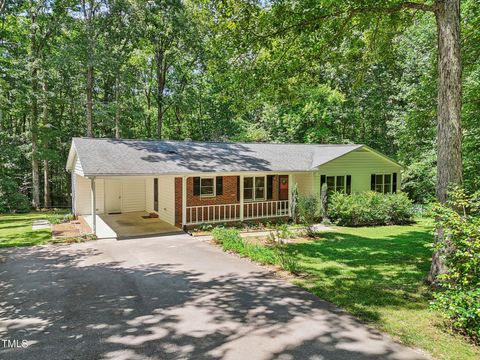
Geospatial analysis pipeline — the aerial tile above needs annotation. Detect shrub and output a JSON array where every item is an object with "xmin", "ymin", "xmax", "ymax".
[
  {"xmin": 297, "ymin": 194, "xmax": 320, "ymax": 235},
  {"xmin": 431, "ymin": 188, "xmax": 480, "ymax": 343},
  {"xmin": 212, "ymin": 227, "xmax": 245, "ymax": 253},
  {"xmin": 266, "ymin": 223, "xmax": 300, "ymax": 274},
  {"xmin": 0, "ymin": 178, "xmax": 30, "ymax": 213},
  {"xmin": 329, "ymin": 191, "xmax": 414, "ymax": 226},
  {"xmin": 267, "ymin": 223, "xmax": 293, "ymax": 243}
]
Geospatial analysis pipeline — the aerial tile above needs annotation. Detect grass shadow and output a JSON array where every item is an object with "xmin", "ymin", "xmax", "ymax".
[{"xmin": 287, "ymin": 223, "xmax": 433, "ymax": 323}]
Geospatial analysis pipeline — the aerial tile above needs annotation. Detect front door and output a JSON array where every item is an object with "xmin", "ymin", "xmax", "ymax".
[
  {"xmin": 279, "ymin": 175, "xmax": 289, "ymax": 200},
  {"xmin": 106, "ymin": 180, "xmax": 122, "ymax": 214}
]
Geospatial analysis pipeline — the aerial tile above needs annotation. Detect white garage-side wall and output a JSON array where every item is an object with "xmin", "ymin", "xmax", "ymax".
[
  {"xmin": 74, "ymin": 175, "xmax": 105, "ymax": 215},
  {"xmin": 143, "ymin": 176, "xmax": 175, "ymax": 225},
  {"xmin": 156, "ymin": 176, "xmax": 175, "ymax": 225}
]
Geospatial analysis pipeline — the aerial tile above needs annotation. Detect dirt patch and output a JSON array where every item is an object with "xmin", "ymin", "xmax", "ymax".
[{"xmin": 52, "ymin": 221, "xmax": 83, "ymax": 238}]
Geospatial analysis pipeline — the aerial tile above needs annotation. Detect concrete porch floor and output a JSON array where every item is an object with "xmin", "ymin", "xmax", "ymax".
[
  {"xmin": 101, "ymin": 212, "xmax": 182, "ymax": 239},
  {"xmin": 83, "ymin": 212, "xmax": 182, "ymax": 239}
]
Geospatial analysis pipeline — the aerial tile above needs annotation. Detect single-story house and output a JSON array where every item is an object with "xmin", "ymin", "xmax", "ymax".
[{"xmin": 66, "ymin": 138, "xmax": 402, "ymax": 239}]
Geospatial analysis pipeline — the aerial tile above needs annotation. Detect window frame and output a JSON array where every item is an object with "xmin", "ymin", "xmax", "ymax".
[
  {"xmin": 199, "ymin": 177, "xmax": 216, "ymax": 198},
  {"xmin": 243, "ymin": 175, "xmax": 267, "ymax": 202},
  {"xmin": 321, "ymin": 175, "xmax": 351, "ymax": 195},
  {"xmin": 371, "ymin": 173, "xmax": 396, "ymax": 194}
]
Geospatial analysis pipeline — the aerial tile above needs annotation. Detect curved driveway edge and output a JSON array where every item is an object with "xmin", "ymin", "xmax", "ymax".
[{"xmin": 0, "ymin": 234, "xmax": 430, "ymax": 360}]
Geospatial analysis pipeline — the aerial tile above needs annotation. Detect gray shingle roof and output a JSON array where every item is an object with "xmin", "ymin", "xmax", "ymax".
[{"xmin": 69, "ymin": 138, "xmax": 364, "ymax": 176}]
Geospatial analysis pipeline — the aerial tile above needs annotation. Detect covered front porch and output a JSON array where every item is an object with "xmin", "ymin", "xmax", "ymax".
[{"xmin": 78, "ymin": 171, "xmax": 311, "ymax": 237}]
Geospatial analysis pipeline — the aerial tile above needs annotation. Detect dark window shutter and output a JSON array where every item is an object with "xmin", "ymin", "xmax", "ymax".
[
  {"xmin": 267, "ymin": 175, "xmax": 274, "ymax": 200},
  {"xmin": 371, "ymin": 174, "xmax": 376, "ymax": 191},
  {"xmin": 321, "ymin": 175, "xmax": 326, "ymax": 187},
  {"xmin": 392, "ymin": 173, "xmax": 397, "ymax": 193},
  {"xmin": 216, "ymin": 177, "xmax": 223, "ymax": 196},
  {"xmin": 236, "ymin": 176, "xmax": 240, "ymax": 201},
  {"xmin": 193, "ymin": 177, "xmax": 200, "ymax": 196},
  {"xmin": 346, "ymin": 175, "xmax": 352, "ymax": 194}
]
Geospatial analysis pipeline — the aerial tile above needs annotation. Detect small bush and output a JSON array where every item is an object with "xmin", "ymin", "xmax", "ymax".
[
  {"xmin": 276, "ymin": 248, "xmax": 300, "ymax": 274},
  {"xmin": 297, "ymin": 195, "xmax": 320, "ymax": 235},
  {"xmin": 431, "ymin": 188, "xmax": 480, "ymax": 343},
  {"xmin": 329, "ymin": 191, "xmax": 414, "ymax": 226}
]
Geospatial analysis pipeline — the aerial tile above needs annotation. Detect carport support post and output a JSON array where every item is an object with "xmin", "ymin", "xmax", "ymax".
[
  {"xmin": 181, "ymin": 176, "xmax": 187, "ymax": 228},
  {"xmin": 91, "ymin": 177, "xmax": 96, "ymax": 235},
  {"xmin": 240, "ymin": 174, "xmax": 244, "ymax": 221}
]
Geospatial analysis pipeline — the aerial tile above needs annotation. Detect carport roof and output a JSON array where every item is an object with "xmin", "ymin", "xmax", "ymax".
[{"xmin": 67, "ymin": 137, "xmax": 380, "ymax": 176}]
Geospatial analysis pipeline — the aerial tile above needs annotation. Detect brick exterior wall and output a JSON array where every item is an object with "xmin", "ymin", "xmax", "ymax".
[{"xmin": 175, "ymin": 175, "xmax": 284, "ymax": 227}]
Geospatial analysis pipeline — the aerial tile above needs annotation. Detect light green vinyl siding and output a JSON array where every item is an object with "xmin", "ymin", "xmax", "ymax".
[
  {"xmin": 313, "ymin": 148, "xmax": 402, "ymax": 196},
  {"xmin": 292, "ymin": 172, "xmax": 314, "ymax": 196}
]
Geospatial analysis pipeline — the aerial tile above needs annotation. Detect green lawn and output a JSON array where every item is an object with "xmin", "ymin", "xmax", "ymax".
[
  {"xmin": 290, "ymin": 219, "xmax": 479, "ymax": 360},
  {"xmin": 0, "ymin": 211, "xmax": 67, "ymax": 248}
]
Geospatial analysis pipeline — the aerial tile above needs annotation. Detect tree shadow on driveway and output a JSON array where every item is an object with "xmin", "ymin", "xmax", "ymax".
[{"xmin": 0, "ymin": 240, "xmax": 428, "ymax": 360}]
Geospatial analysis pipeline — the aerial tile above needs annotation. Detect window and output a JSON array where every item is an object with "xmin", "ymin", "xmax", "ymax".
[
  {"xmin": 200, "ymin": 177, "xmax": 214, "ymax": 197},
  {"xmin": 384, "ymin": 174, "xmax": 392, "ymax": 193},
  {"xmin": 321, "ymin": 175, "xmax": 352, "ymax": 195},
  {"xmin": 255, "ymin": 177, "xmax": 265, "ymax": 200},
  {"xmin": 336, "ymin": 176, "xmax": 345, "ymax": 192},
  {"xmin": 244, "ymin": 176, "xmax": 266, "ymax": 201},
  {"xmin": 371, "ymin": 173, "xmax": 397, "ymax": 193},
  {"xmin": 326, "ymin": 176, "xmax": 335, "ymax": 194},
  {"xmin": 193, "ymin": 176, "xmax": 221, "ymax": 197},
  {"xmin": 244, "ymin": 177, "xmax": 254, "ymax": 200}
]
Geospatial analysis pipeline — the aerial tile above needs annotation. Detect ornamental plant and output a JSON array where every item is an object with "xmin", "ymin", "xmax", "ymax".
[{"xmin": 431, "ymin": 187, "xmax": 480, "ymax": 343}]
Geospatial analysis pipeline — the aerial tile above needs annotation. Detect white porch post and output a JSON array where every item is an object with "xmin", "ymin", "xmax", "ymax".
[
  {"xmin": 288, "ymin": 174, "xmax": 292, "ymax": 217},
  {"xmin": 239, "ymin": 174, "xmax": 244, "ymax": 221},
  {"xmin": 90, "ymin": 177, "xmax": 96, "ymax": 234},
  {"xmin": 181, "ymin": 176, "xmax": 187, "ymax": 227}
]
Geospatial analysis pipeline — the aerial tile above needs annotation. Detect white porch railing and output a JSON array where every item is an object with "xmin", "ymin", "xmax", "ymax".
[{"xmin": 186, "ymin": 200, "xmax": 289, "ymax": 225}]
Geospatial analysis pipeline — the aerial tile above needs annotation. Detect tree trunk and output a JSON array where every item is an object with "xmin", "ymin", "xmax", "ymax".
[
  {"xmin": 42, "ymin": 80, "xmax": 50, "ymax": 208},
  {"xmin": 83, "ymin": 0, "xmax": 94, "ymax": 137},
  {"xmin": 43, "ymin": 159, "xmax": 49, "ymax": 208},
  {"xmin": 115, "ymin": 76, "xmax": 120, "ymax": 139},
  {"xmin": 30, "ymin": 18, "xmax": 40, "ymax": 210},
  {"xmin": 31, "ymin": 123, "xmax": 40, "ymax": 210},
  {"xmin": 155, "ymin": 47, "xmax": 166, "ymax": 139},
  {"xmin": 428, "ymin": 0, "xmax": 463, "ymax": 283},
  {"xmin": 86, "ymin": 63, "xmax": 94, "ymax": 137},
  {"xmin": 175, "ymin": 105, "xmax": 182, "ymax": 136},
  {"xmin": 146, "ymin": 93, "xmax": 151, "ymax": 138}
]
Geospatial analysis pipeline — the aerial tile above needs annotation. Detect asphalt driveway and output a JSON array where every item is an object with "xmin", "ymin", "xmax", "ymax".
[{"xmin": 0, "ymin": 234, "xmax": 428, "ymax": 360}]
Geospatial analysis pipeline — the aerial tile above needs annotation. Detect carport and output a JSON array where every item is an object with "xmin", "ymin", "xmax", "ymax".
[{"xmin": 82, "ymin": 211, "xmax": 182, "ymax": 239}]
